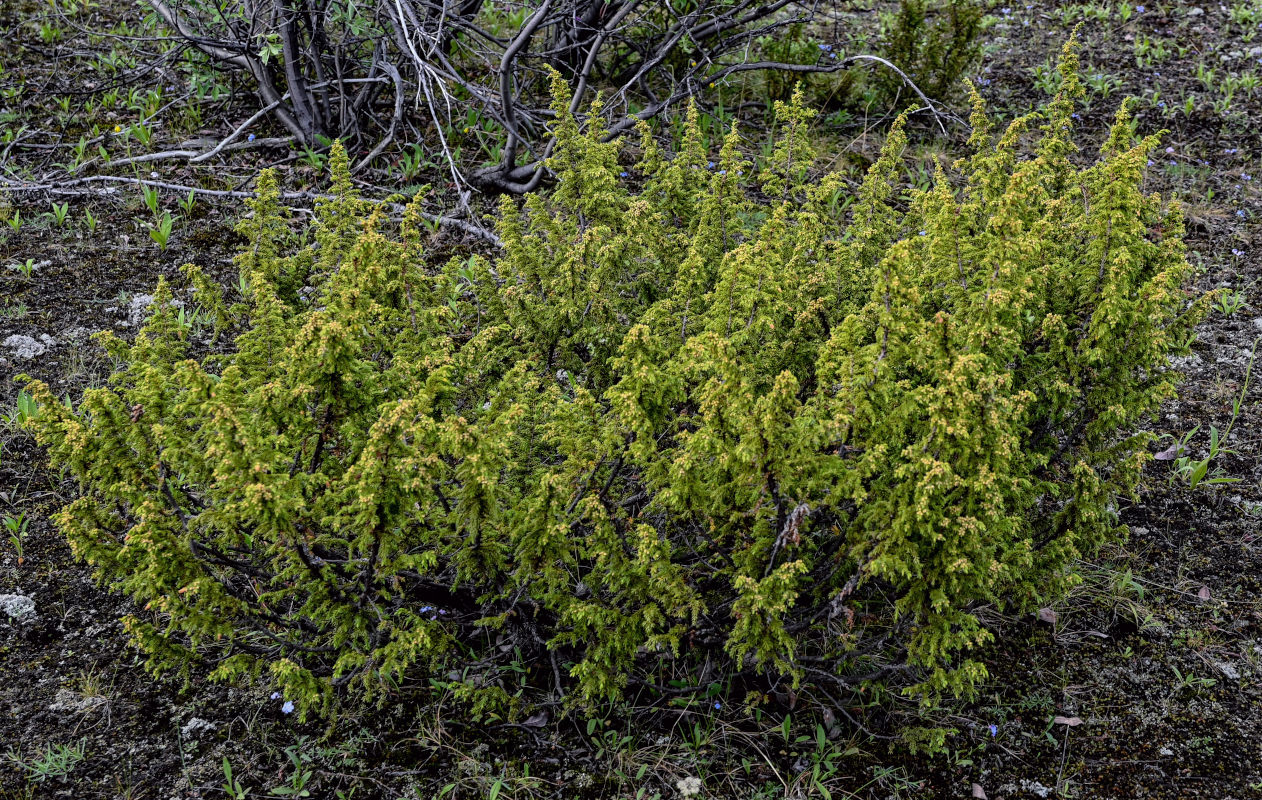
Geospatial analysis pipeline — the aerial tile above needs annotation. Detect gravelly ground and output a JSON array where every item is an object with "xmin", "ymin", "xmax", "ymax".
[{"xmin": 2, "ymin": 1, "xmax": 1262, "ymax": 798}]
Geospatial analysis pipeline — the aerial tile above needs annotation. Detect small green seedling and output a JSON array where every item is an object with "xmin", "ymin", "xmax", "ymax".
[
  {"xmin": 3, "ymin": 740, "xmax": 86, "ymax": 783},
  {"xmin": 222, "ymin": 757, "xmax": 250, "ymax": 800},
  {"xmin": 0, "ymin": 302, "xmax": 28, "ymax": 320},
  {"xmin": 49, "ymin": 202, "xmax": 69, "ymax": 227},
  {"xmin": 1215, "ymin": 289, "xmax": 1247, "ymax": 316},
  {"xmin": 298, "ymin": 145, "xmax": 327, "ymax": 171},
  {"xmin": 1165, "ymin": 425, "xmax": 1240, "ymax": 490},
  {"xmin": 1171, "ymin": 665, "xmax": 1216, "ymax": 693},
  {"xmin": 1159, "ymin": 336, "xmax": 1256, "ymax": 488},
  {"xmin": 140, "ymin": 184, "xmax": 160, "ymax": 216},
  {"xmin": 9, "ymin": 259, "xmax": 36, "ymax": 280},
  {"xmin": 149, "ymin": 212, "xmax": 175, "ymax": 249},
  {"xmin": 269, "ymin": 742, "xmax": 314, "ymax": 797},
  {"xmin": 3, "ymin": 390, "xmax": 39, "ymax": 428},
  {"xmin": 4, "ymin": 512, "xmax": 27, "ymax": 565}
]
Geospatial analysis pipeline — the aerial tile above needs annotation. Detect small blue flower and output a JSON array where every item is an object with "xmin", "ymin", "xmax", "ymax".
[
  {"xmin": 714, "ymin": 702, "xmax": 722, "ymax": 710},
  {"xmin": 718, "ymin": 169, "xmax": 727, "ymax": 175},
  {"xmin": 918, "ymin": 230, "xmax": 927, "ymax": 236},
  {"xmin": 1245, "ymin": 173, "xmax": 1253, "ymax": 181},
  {"xmin": 707, "ymin": 161, "xmax": 715, "ymax": 169},
  {"xmin": 1232, "ymin": 248, "xmax": 1245, "ymax": 257},
  {"xmin": 247, "ymin": 133, "xmax": 256, "ymax": 142},
  {"xmin": 1165, "ymin": 146, "xmax": 1174, "ymax": 154},
  {"xmin": 281, "ymin": 700, "xmax": 295, "ymax": 714},
  {"xmin": 1136, "ymin": 4, "xmax": 1145, "ymax": 11},
  {"xmin": 419, "ymin": 605, "xmax": 433, "ymax": 613},
  {"xmin": 988, "ymin": 724, "xmax": 998, "ymax": 737},
  {"xmin": 1000, "ymin": 6, "xmax": 1011, "ymax": 15},
  {"xmin": 270, "ymin": 692, "xmax": 281, "ymax": 700},
  {"xmin": 620, "ymin": 171, "xmax": 628, "ymax": 178},
  {"xmin": 1147, "ymin": 159, "xmax": 1154, "ymax": 166},
  {"xmin": 1237, "ymin": 209, "xmax": 1246, "ymax": 218}
]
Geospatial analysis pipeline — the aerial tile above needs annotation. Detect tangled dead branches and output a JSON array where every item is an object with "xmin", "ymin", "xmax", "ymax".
[{"xmin": 148, "ymin": 0, "xmax": 952, "ymax": 193}]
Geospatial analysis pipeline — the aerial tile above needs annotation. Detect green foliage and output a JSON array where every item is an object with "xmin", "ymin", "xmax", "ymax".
[
  {"xmin": 26, "ymin": 46, "xmax": 1206, "ymax": 743},
  {"xmin": 756, "ymin": 23, "xmax": 835, "ymax": 103},
  {"xmin": 880, "ymin": 0, "xmax": 984, "ymax": 101},
  {"xmin": 750, "ymin": 0, "xmax": 983, "ymax": 110},
  {"xmin": 3, "ymin": 739, "xmax": 87, "ymax": 784},
  {"xmin": 4, "ymin": 512, "xmax": 28, "ymax": 566},
  {"xmin": 149, "ymin": 211, "xmax": 175, "ymax": 249}
]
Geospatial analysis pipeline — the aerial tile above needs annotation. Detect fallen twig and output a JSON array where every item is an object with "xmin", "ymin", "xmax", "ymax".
[{"xmin": 0, "ymin": 174, "xmax": 501, "ymax": 245}]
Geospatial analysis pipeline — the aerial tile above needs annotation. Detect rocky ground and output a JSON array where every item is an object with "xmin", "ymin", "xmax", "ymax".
[{"xmin": 2, "ymin": 1, "xmax": 1262, "ymax": 798}]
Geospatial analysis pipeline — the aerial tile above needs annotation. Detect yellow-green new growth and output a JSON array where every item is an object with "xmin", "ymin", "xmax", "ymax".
[{"xmin": 26, "ymin": 43, "xmax": 1205, "ymax": 744}]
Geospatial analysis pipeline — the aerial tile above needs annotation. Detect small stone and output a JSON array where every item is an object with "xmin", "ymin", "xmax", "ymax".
[
  {"xmin": 181, "ymin": 717, "xmax": 216, "ymax": 738},
  {"xmin": 48, "ymin": 689, "xmax": 78, "ymax": 712},
  {"xmin": 1186, "ymin": 6, "xmax": 1203, "ymax": 15},
  {"xmin": 1214, "ymin": 661, "xmax": 1240, "ymax": 680},
  {"xmin": 0, "ymin": 594, "xmax": 35, "ymax": 620}
]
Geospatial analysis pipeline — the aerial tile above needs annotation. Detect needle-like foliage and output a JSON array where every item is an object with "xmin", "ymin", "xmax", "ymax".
[{"xmin": 25, "ymin": 43, "xmax": 1207, "ymax": 746}]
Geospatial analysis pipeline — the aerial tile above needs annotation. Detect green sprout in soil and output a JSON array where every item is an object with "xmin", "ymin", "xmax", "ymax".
[{"xmin": 3, "ymin": 739, "xmax": 87, "ymax": 784}]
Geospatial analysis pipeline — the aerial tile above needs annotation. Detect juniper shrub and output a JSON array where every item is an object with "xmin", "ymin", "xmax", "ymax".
[{"xmin": 24, "ymin": 42, "xmax": 1208, "ymax": 747}]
